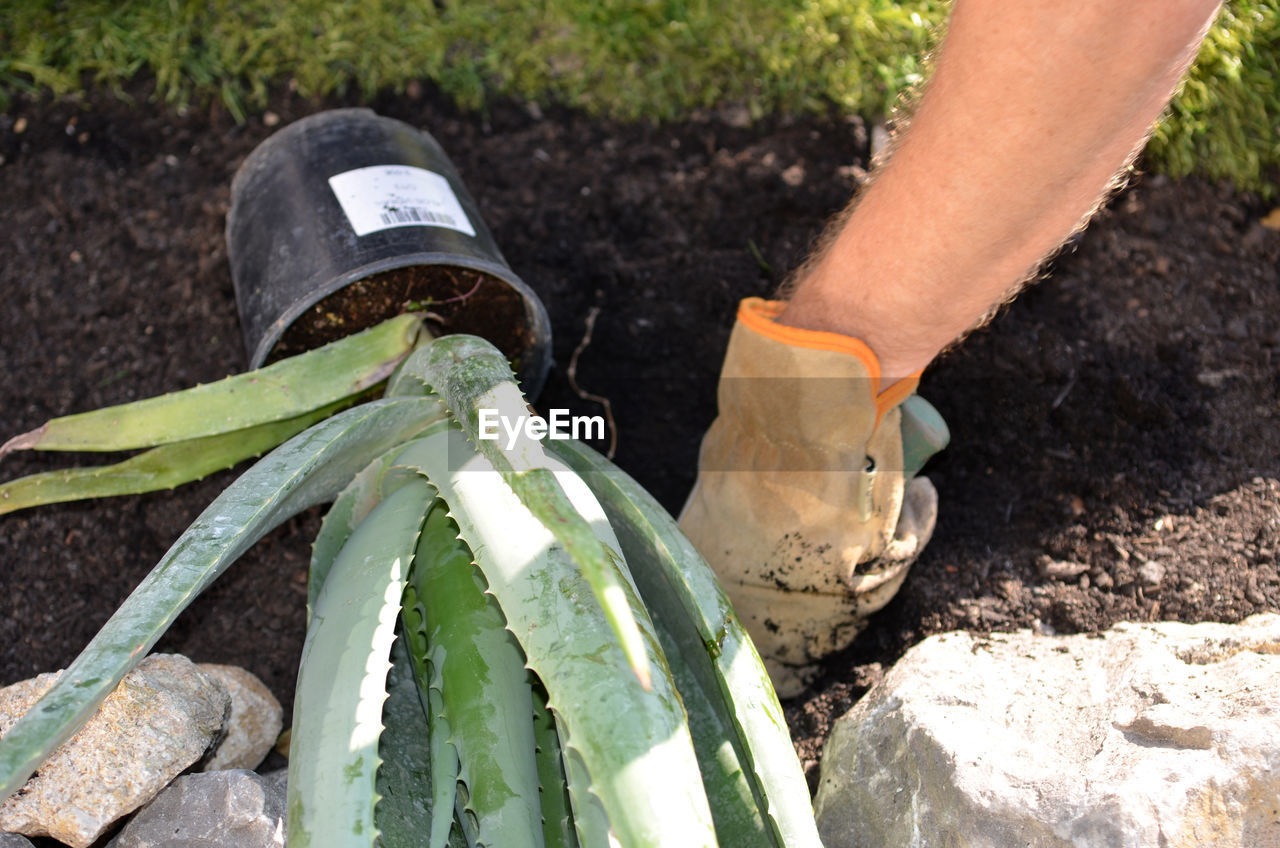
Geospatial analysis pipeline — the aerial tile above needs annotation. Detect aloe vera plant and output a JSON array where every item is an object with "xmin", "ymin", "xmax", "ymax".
[{"xmin": 0, "ymin": 323, "xmax": 821, "ymax": 847}]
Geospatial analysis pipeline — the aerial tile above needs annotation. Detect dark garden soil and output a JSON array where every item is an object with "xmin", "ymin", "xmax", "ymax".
[{"xmin": 2, "ymin": 84, "xmax": 1278, "ymax": 792}]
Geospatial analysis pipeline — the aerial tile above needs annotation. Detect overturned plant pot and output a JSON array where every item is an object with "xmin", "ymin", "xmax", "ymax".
[{"xmin": 227, "ymin": 108, "xmax": 552, "ymax": 398}]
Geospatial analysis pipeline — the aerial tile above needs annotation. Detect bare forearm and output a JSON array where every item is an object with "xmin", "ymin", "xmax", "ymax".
[{"xmin": 779, "ymin": 0, "xmax": 1221, "ymax": 381}]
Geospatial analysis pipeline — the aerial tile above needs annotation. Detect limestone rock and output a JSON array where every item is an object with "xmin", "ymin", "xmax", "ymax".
[
  {"xmin": 816, "ymin": 614, "xmax": 1280, "ymax": 848},
  {"xmin": 0, "ymin": 654, "xmax": 231, "ymax": 848},
  {"xmin": 108, "ymin": 769, "xmax": 285, "ymax": 848},
  {"xmin": 197, "ymin": 665, "xmax": 282, "ymax": 771}
]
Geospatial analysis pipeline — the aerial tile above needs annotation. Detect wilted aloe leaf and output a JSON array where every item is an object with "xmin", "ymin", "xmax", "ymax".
[
  {"xmin": 550, "ymin": 439, "xmax": 822, "ymax": 848},
  {"xmin": 392, "ymin": 335, "xmax": 652, "ymax": 690},
  {"xmin": 0, "ymin": 396, "xmax": 444, "ymax": 800},
  {"xmin": 288, "ymin": 478, "xmax": 434, "ymax": 848},
  {"xmin": 0, "ymin": 397, "xmax": 351, "ymax": 516},
  {"xmin": 395, "ymin": 428, "xmax": 717, "ymax": 848},
  {"xmin": 0, "ymin": 313, "xmax": 423, "ymax": 457},
  {"xmin": 413, "ymin": 503, "xmax": 543, "ymax": 848}
]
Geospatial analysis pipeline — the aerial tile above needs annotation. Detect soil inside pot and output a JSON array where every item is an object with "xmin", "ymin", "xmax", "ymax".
[{"xmin": 268, "ymin": 264, "xmax": 534, "ymax": 367}]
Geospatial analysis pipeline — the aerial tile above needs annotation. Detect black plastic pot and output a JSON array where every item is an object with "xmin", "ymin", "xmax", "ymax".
[{"xmin": 227, "ymin": 108, "xmax": 552, "ymax": 397}]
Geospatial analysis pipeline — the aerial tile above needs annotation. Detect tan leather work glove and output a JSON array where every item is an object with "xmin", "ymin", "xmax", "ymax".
[{"xmin": 679, "ymin": 297, "xmax": 946, "ymax": 697}]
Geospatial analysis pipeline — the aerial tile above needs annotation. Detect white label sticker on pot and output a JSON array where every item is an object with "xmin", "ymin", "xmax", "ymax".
[{"xmin": 328, "ymin": 165, "xmax": 476, "ymax": 237}]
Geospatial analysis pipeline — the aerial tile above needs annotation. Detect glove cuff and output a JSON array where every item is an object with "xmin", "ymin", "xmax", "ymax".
[{"xmin": 735, "ymin": 298, "xmax": 920, "ymax": 424}]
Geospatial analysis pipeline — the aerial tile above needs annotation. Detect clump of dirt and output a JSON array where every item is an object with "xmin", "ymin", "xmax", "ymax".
[{"xmin": 1, "ymin": 84, "xmax": 1276, "ymax": 783}]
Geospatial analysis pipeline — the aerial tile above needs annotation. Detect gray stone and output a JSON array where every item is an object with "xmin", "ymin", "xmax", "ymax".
[
  {"xmin": 0, "ymin": 834, "xmax": 35, "ymax": 847},
  {"xmin": 197, "ymin": 665, "xmax": 282, "ymax": 772},
  {"xmin": 0, "ymin": 654, "xmax": 230, "ymax": 848},
  {"xmin": 870, "ymin": 124, "xmax": 891, "ymax": 161},
  {"xmin": 815, "ymin": 614, "xmax": 1280, "ymax": 848},
  {"xmin": 1137, "ymin": 559, "xmax": 1167, "ymax": 589},
  {"xmin": 108, "ymin": 769, "xmax": 285, "ymax": 848}
]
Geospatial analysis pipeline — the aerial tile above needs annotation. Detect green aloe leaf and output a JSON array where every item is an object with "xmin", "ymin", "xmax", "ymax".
[
  {"xmin": 377, "ymin": 635, "xmax": 461, "ymax": 848},
  {"xmin": 402, "ymin": 576, "xmax": 464, "ymax": 848},
  {"xmin": 560, "ymin": 736, "xmax": 612, "ymax": 848},
  {"xmin": 288, "ymin": 478, "xmax": 435, "ymax": 848},
  {"xmin": 550, "ymin": 439, "xmax": 822, "ymax": 848},
  {"xmin": 0, "ymin": 313, "xmax": 423, "ymax": 457},
  {"xmin": 653, "ymin": 606, "xmax": 771, "ymax": 848},
  {"xmin": 306, "ymin": 429, "xmax": 447, "ymax": 620},
  {"xmin": 0, "ymin": 396, "xmax": 444, "ymax": 800},
  {"xmin": 412, "ymin": 502, "xmax": 543, "ymax": 848},
  {"xmin": 427, "ymin": 674, "xmax": 464, "ymax": 848},
  {"xmin": 390, "ymin": 335, "xmax": 652, "ymax": 690},
  {"xmin": 394, "ymin": 428, "xmax": 717, "ymax": 848},
  {"xmin": 531, "ymin": 687, "xmax": 580, "ymax": 848},
  {"xmin": 0, "ymin": 397, "xmax": 352, "ymax": 516}
]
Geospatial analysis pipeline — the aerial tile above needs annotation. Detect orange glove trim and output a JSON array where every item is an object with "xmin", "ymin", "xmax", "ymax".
[{"xmin": 737, "ymin": 297, "xmax": 921, "ymax": 423}]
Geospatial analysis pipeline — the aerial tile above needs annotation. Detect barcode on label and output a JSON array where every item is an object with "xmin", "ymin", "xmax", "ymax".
[{"xmin": 379, "ymin": 206, "xmax": 459, "ymax": 228}]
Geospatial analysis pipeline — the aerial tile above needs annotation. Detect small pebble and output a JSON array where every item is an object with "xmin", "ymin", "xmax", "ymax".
[
  {"xmin": 1196, "ymin": 370, "xmax": 1238, "ymax": 388},
  {"xmin": 781, "ymin": 164, "xmax": 805, "ymax": 187},
  {"xmin": 837, "ymin": 163, "xmax": 868, "ymax": 183},
  {"xmin": 870, "ymin": 124, "xmax": 891, "ymax": 160},
  {"xmin": 1136, "ymin": 560, "xmax": 1166, "ymax": 589},
  {"xmin": 13, "ymin": 116, "xmax": 28, "ymax": 134}
]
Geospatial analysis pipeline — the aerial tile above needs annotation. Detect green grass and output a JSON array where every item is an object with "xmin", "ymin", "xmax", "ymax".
[{"xmin": 1, "ymin": 0, "xmax": 1276, "ymax": 192}]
